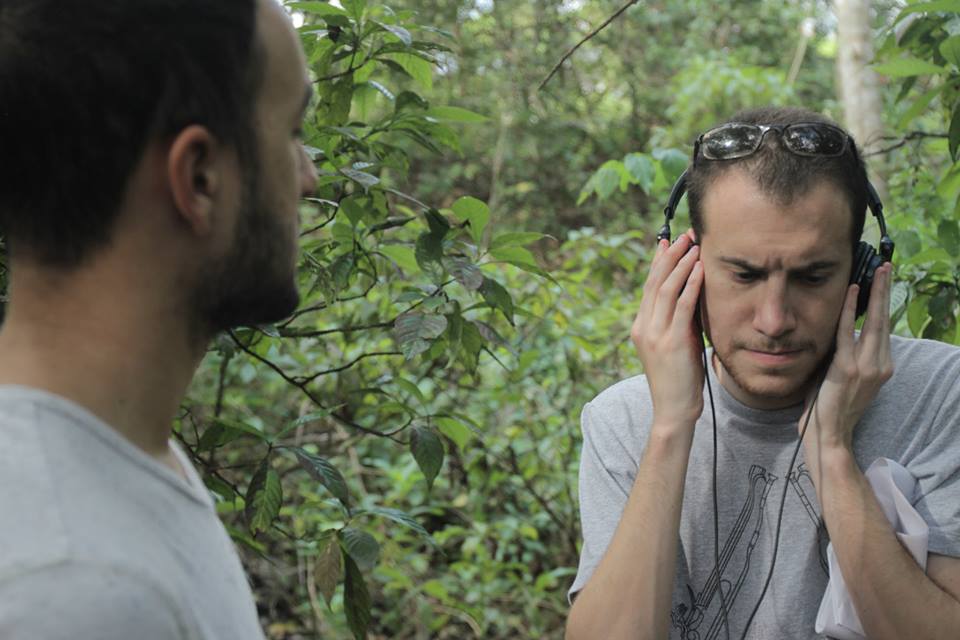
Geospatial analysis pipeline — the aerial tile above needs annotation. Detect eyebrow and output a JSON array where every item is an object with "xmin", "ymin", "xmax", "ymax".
[{"xmin": 718, "ymin": 256, "xmax": 841, "ymax": 274}]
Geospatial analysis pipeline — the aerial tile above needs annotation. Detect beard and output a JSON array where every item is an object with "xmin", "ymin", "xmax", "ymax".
[
  {"xmin": 190, "ymin": 170, "xmax": 300, "ymax": 338},
  {"xmin": 712, "ymin": 337, "xmax": 835, "ymax": 408}
]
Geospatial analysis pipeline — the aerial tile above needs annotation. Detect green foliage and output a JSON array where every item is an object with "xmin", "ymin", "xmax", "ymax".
[{"xmin": 876, "ymin": 3, "xmax": 960, "ymax": 344}]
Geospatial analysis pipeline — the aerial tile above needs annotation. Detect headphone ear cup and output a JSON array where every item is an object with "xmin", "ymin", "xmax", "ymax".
[{"xmin": 852, "ymin": 242, "xmax": 878, "ymax": 317}]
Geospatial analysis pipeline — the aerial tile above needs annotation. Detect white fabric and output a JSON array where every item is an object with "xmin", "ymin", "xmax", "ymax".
[{"xmin": 815, "ymin": 458, "xmax": 929, "ymax": 639}]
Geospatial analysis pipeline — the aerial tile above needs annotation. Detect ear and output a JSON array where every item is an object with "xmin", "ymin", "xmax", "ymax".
[{"xmin": 167, "ymin": 125, "xmax": 224, "ymax": 237}]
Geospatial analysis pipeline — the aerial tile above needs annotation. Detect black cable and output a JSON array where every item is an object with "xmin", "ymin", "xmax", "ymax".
[
  {"xmin": 703, "ymin": 339, "xmax": 731, "ymax": 640},
  {"xmin": 738, "ymin": 381, "xmax": 823, "ymax": 639}
]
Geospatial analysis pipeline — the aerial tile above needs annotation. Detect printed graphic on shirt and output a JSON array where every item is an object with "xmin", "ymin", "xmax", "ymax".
[{"xmin": 670, "ymin": 463, "xmax": 829, "ymax": 640}]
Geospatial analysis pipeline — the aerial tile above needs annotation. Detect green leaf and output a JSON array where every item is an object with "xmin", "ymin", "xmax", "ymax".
[
  {"xmin": 360, "ymin": 506, "xmax": 436, "ymax": 544},
  {"xmin": 341, "ymin": 168, "xmax": 380, "ymax": 190},
  {"xmin": 379, "ymin": 244, "xmax": 420, "ymax": 273},
  {"xmin": 451, "ymin": 196, "xmax": 490, "ymax": 245},
  {"xmin": 459, "ymin": 321, "xmax": 483, "ymax": 373},
  {"xmin": 939, "ymin": 220, "xmax": 960, "ymax": 253},
  {"xmin": 443, "ymin": 256, "xmax": 483, "ymax": 290},
  {"xmin": 425, "ymin": 208, "xmax": 451, "ymax": 237},
  {"xmin": 938, "ymin": 160, "xmax": 960, "ymax": 202},
  {"xmin": 425, "ymin": 106, "xmax": 489, "ymax": 122},
  {"xmin": 652, "ymin": 148, "xmax": 689, "ymax": 181},
  {"xmin": 342, "ymin": 555, "xmax": 371, "ymax": 640},
  {"xmin": 287, "ymin": 2, "xmax": 349, "ymax": 17},
  {"xmin": 897, "ymin": 86, "xmax": 942, "ymax": 129},
  {"xmin": 340, "ymin": 527, "xmax": 379, "ymax": 571},
  {"xmin": 395, "ymin": 377, "xmax": 426, "ymax": 406},
  {"xmin": 490, "ymin": 246, "xmax": 538, "ymax": 267},
  {"xmin": 873, "ymin": 57, "xmax": 946, "ymax": 77},
  {"xmin": 245, "ymin": 460, "xmax": 282, "ymax": 535},
  {"xmin": 593, "ymin": 165, "xmax": 620, "ymax": 200},
  {"xmin": 478, "ymin": 277, "xmax": 514, "ymax": 324},
  {"xmin": 294, "ymin": 449, "xmax": 350, "ymax": 511},
  {"xmin": 489, "ymin": 232, "xmax": 546, "ymax": 250},
  {"xmin": 198, "ymin": 418, "xmax": 268, "ymax": 452},
  {"xmin": 908, "ymin": 294, "xmax": 931, "ymax": 337},
  {"xmin": 410, "ymin": 424, "xmax": 444, "ymax": 490},
  {"xmin": 415, "ymin": 232, "xmax": 443, "ymax": 269},
  {"xmin": 381, "ymin": 52, "xmax": 433, "ymax": 90},
  {"xmin": 895, "ymin": 1, "xmax": 960, "ymax": 24},
  {"xmin": 891, "ymin": 280, "xmax": 910, "ymax": 316},
  {"xmin": 341, "ymin": 0, "xmax": 366, "ymax": 21},
  {"xmin": 624, "ymin": 152, "xmax": 655, "ymax": 193},
  {"xmin": 394, "ymin": 313, "xmax": 448, "ymax": 359},
  {"xmin": 273, "ymin": 407, "xmax": 342, "ymax": 442},
  {"xmin": 375, "ymin": 20, "xmax": 412, "ymax": 46},
  {"xmin": 315, "ymin": 537, "xmax": 341, "ymax": 608},
  {"xmin": 950, "ymin": 104, "xmax": 960, "ymax": 161},
  {"xmin": 942, "ymin": 35, "xmax": 960, "ymax": 67},
  {"xmin": 434, "ymin": 416, "xmax": 476, "ymax": 450}
]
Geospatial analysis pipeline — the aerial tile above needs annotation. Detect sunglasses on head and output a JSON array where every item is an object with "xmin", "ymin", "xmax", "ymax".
[{"xmin": 694, "ymin": 122, "xmax": 852, "ymax": 162}]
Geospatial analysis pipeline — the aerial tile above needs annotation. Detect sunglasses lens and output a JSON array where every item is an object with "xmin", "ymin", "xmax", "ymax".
[
  {"xmin": 701, "ymin": 124, "xmax": 763, "ymax": 160},
  {"xmin": 783, "ymin": 124, "xmax": 846, "ymax": 156}
]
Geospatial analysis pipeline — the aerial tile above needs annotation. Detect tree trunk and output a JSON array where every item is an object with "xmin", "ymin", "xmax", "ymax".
[{"xmin": 835, "ymin": 0, "xmax": 887, "ymax": 195}]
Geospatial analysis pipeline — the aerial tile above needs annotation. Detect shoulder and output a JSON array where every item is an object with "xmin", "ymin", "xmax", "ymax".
[
  {"xmin": 890, "ymin": 334, "xmax": 960, "ymax": 366},
  {"xmin": 0, "ymin": 560, "xmax": 196, "ymax": 640},
  {"xmin": 580, "ymin": 375, "xmax": 652, "ymax": 452},
  {"xmin": 887, "ymin": 335, "xmax": 960, "ymax": 395}
]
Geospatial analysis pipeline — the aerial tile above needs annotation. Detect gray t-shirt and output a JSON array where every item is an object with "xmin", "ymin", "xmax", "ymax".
[
  {"xmin": 570, "ymin": 335, "xmax": 960, "ymax": 639},
  {"xmin": 0, "ymin": 385, "xmax": 265, "ymax": 640}
]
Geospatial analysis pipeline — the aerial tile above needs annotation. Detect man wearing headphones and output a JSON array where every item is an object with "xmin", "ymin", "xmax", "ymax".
[
  {"xmin": 0, "ymin": 0, "xmax": 315, "ymax": 637},
  {"xmin": 565, "ymin": 107, "xmax": 960, "ymax": 639}
]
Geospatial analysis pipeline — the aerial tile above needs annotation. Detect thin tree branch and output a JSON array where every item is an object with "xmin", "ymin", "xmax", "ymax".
[
  {"xmin": 295, "ymin": 350, "xmax": 402, "ymax": 384},
  {"xmin": 538, "ymin": 0, "xmax": 640, "ymax": 91},
  {"xmin": 865, "ymin": 131, "xmax": 947, "ymax": 156},
  {"xmin": 278, "ymin": 320, "xmax": 395, "ymax": 339},
  {"xmin": 227, "ymin": 330, "xmax": 404, "ymax": 442}
]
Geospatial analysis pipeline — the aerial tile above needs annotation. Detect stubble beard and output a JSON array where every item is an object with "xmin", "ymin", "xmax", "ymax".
[
  {"xmin": 712, "ymin": 341, "xmax": 833, "ymax": 408},
  {"xmin": 190, "ymin": 161, "xmax": 300, "ymax": 340}
]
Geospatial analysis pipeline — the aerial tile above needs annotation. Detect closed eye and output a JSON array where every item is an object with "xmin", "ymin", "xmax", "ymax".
[
  {"xmin": 732, "ymin": 270, "xmax": 762, "ymax": 283},
  {"xmin": 796, "ymin": 273, "xmax": 828, "ymax": 286}
]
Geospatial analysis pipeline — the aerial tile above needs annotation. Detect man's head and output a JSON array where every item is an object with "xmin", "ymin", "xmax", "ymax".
[
  {"xmin": 0, "ymin": 0, "xmax": 315, "ymax": 334},
  {"xmin": 687, "ymin": 108, "xmax": 869, "ymax": 409}
]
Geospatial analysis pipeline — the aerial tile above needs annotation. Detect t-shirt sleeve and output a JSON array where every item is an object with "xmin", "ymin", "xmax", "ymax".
[
  {"xmin": 0, "ymin": 561, "xmax": 198, "ymax": 640},
  {"xmin": 568, "ymin": 397, "xmax": 644, "ymax": 603}
]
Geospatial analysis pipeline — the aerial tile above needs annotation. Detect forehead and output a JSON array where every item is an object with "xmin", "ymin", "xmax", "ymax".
[{"xmin": 699, "ymin": 169, "xmax": 852, "ymax": 265}]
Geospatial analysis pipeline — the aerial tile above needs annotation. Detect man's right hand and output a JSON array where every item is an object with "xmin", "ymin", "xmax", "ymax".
[{"xmin": 630, "ymin": 231, "xmax": 705, "ymax": 431}]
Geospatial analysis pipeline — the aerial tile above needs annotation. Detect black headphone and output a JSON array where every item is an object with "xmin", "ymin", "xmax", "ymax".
[{"xmin": 656, "ymin": 170, "xmax": 895, "ymax": 317}]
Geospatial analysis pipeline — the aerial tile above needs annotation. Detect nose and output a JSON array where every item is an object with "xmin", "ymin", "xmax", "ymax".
[
  {"xmin": 299, "ymin": 144, "xmax": 318, "ymax": 198},
  {"xmin": 752, "ymin": 276, "xmax": 796, "ymax": 338}
]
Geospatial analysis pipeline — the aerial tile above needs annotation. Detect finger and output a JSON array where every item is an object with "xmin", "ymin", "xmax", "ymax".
[
  {"xmin": 643, "ymin": 234, "xmax": 693, "ymax": 304},
  {"xmin": 860, "ymin": 263, "xmax": 893, "ymax": 355},
  {"xmin": 835, "ymin": 283, "xmax": 858, "ymax": 356},
  {"xmin": 863, "ymin": 262, "xmax": 891, "ymax": 334},
  {"xmin": 673, "ymin": 260, "xmax": 704, "ymax": 333},
  {"xmin": 651, "ymin": 244, "xmax": 700, "ymax": 330}
]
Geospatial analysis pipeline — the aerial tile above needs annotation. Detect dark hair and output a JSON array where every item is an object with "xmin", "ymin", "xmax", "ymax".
[
  {"xmin": 686, "ymin": 107, "xmax": 868, "ymax": 255},
  {"xmin": 0, "ymin": 0, "xmax": 262, "ymax": 268}
]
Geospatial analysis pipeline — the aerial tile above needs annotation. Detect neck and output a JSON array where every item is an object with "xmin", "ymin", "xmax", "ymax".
[{"xmin": 0, "ymin": 261, "xmax": 208, "ymax": 465}]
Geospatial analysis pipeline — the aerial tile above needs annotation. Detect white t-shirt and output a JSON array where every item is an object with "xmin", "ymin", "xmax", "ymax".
[{"xmin": 0, "ymin": 385, "xmax": 265, "ymax": 640}]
